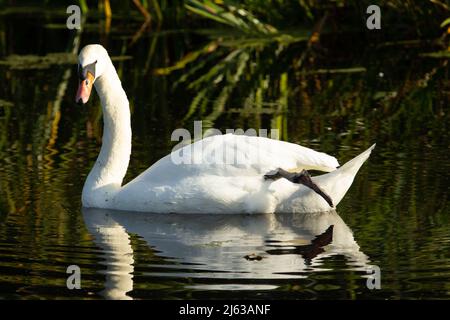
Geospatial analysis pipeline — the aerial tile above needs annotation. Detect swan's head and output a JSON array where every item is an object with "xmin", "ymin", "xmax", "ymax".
[{"xmin": 76, "ymin": 44, "xmax": 110, "ymax": 104}]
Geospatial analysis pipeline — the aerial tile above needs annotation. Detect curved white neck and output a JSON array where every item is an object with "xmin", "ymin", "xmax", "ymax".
[{"xmin": 82, "ymin": 61, "xmax": 132, "ymax": 208}]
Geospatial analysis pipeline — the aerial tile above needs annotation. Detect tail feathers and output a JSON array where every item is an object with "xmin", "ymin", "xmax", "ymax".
[
  {"xmin": 338, "ymin": 143, "xmax": 376, "ymax": 175},
  {"xmin": 314, "ymin": 144, "xmax": 375, "ymax": 208}
]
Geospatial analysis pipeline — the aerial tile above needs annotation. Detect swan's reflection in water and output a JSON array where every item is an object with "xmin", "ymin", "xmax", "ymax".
[{"xmin": 82, "ymin": 208, "xmax": 372, "ymax": 299}]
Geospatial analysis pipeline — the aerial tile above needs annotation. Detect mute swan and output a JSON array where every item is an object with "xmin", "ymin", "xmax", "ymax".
[{"xmin": 76, "ymin": 44, "xmax": 375, "ymax": 214}]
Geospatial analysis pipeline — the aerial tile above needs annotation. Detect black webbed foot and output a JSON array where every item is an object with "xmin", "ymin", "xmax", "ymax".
[
  {"xmin": 264, "ymin": 168, "xmax": 284, "ymax": 181},
  {"xmin": 264, "ymin": 168, "xmax": 334, "ymax": 207}
]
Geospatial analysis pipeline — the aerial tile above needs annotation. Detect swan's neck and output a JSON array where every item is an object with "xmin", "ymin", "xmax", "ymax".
[{"xmin": 82, "ymin": 63, "xmax": 132, "ymax": 208}]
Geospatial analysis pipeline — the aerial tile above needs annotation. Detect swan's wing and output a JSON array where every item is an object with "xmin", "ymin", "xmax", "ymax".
[{"xmin": 132, "ymin": 134, "xmax": 339, "ymax": 184}]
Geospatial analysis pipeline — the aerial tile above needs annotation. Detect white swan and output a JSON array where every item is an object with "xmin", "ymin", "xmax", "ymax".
[{"xmin": 76, "ymin": 44, "xmax": 375, "ymax": 214}]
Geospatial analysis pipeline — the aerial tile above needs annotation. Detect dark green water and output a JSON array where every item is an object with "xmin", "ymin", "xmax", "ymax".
[{"xmin": 0, "ymin": 8, "xmax": 449, "ymax": 299}]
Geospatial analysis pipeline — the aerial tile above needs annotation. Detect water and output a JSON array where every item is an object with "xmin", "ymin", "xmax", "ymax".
[{"xmin": 0, "ymin": 7, "xmax": 449, "ymax": 300}]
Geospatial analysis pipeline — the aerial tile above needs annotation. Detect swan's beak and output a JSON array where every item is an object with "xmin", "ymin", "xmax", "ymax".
[{"xmin": 76, "ymin": 72, "xmax": 94, "ymax": 104}]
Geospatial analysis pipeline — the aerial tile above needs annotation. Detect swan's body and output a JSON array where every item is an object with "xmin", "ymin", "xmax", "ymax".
[{"xmin": 77, "ymin": 44, "xmax": 375, "ymax": 214}]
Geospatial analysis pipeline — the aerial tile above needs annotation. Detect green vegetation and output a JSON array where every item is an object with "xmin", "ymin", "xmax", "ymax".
[{"xmin": 0, "ymin": 0, "xmax": 448, "ymax": 299}]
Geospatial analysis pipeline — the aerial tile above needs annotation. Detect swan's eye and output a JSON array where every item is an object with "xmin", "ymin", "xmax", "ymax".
[{"xmin": 85, "ymin": 79, "xmax": 90, "ymax": 86}]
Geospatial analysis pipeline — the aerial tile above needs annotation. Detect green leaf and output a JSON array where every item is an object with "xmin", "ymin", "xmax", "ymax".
[{"xmin": 440, "ymin": 17, "xmax": 450, "ymax": 28}]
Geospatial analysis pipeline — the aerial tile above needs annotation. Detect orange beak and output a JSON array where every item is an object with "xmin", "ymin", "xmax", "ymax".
[{"xmin": 76, "ymin": 72, "xmax": 94, "ymax": 104}]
